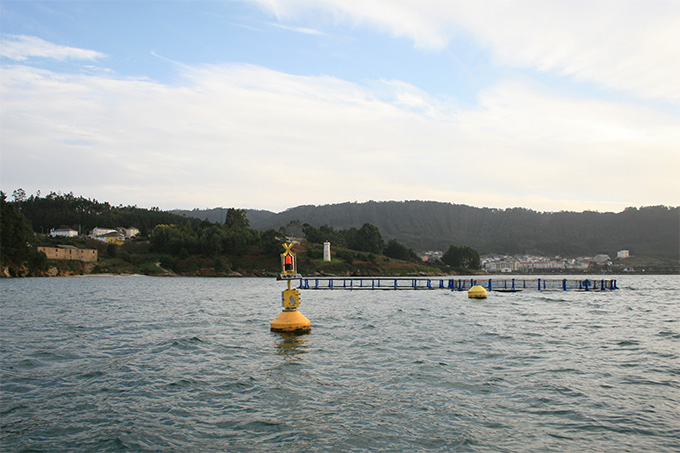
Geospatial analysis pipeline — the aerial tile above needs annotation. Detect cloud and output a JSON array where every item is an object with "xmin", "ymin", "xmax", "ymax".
[
  {"xmin": 2, "ymin": 56, "xmax": 678, "ymax": 212},
  {"xmin": 266, "ymin": 21, "xmax": 325, "ymax": 35},
  {"xmin": 0, "ymin": 34, "xmax": 106, "ymax": 61},
  {"xmin": 248, "ymin": 0, "xmax": 680, "ymax": 103}
]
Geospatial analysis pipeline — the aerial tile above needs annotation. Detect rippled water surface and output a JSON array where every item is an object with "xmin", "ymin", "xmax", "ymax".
[{"xmin": 1, "ymin": 275, "xmax": 679, "ymax": 451}]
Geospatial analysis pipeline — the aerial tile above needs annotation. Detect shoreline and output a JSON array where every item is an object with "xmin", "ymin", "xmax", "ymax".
[{"xmin": 3, "ymin": 270, "xmax": 677, "ymax": 279}]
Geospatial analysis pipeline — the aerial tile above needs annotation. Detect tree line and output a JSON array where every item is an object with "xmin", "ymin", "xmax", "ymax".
[
  {"xmin": 5, "ymin": 191, "xmax": 482, "ymax": 276},
  {"xmin": 1, "ymin": 192, "xmax": 41, "ymax": 274},
  {"xmin": 149, "ymin": 208, "xmax": 281, "ymax": 258},
  {"xmin": 291, "ymin": 222, "xmax": 417, "ymax": 261},
  {"xmin": 244, "ymin": 200, "xmax": 679, "ymax": 260},
  {"xmin": 9, "ymin": 189, "xmax": 181, "ymax": 236}
]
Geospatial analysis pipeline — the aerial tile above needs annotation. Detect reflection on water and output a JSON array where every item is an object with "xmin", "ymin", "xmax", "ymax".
[{"xmin": 273, "ymin": 331, "xmax": 310, "ymax": 360}]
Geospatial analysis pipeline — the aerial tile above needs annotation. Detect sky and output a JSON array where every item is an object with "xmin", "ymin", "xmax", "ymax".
[{"xmin": 1, "ymin": 0, "xmax": 679, "ymax": 213}]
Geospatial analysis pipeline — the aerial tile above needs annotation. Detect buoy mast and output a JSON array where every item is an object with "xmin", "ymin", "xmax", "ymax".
[{"xmin": 270, "ymin": 243, "xmax": 311, "ymax": 334}]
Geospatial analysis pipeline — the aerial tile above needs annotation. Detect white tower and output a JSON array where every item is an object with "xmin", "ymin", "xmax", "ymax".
[{"xmin": 323, "ymin": 241, "xmax": 331, "ymax": 262}]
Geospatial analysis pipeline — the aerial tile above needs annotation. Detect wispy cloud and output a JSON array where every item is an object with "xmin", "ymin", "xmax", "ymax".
[
  {"xmin": 0, "ymin": 34, "xmax": 106, "ymax": 61},
  {"xmin": 2, "ymin": 56, "xmax": 677, "ymax": 211},
  {"xmin": 266, "ymin": 21, "xmax": 325, "ymax": 35},
  {"xmin": 248, "ymin": 0, "xmax": 680, "ymax": 103}
]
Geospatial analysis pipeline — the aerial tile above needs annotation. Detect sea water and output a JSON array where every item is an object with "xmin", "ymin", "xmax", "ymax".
[{"xmin": 1, "ymin": 275, "xmax": 678, "ymax": 451}]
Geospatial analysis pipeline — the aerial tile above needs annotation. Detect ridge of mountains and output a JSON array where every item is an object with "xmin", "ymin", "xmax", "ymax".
[{"xmin": 172, "ymin": 201, "xmax": 679, "ymax": 260}]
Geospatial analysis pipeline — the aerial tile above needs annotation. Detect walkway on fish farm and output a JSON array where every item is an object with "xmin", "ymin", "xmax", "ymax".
[{"xmin": 297, "ymin": 277, "xmax": 618, "ymax": 291}]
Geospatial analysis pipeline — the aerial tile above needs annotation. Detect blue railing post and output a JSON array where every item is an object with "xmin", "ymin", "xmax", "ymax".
[
  {"xmin": 584, "ymin": 279, "xmax": 590, "ymax": 291},
  {"xmin": 538, "ymin": 278, "xmax": 542, "ymax": 291},
  {"xmin": 563, "ymin": 279, "xmax": 567, "ymax": 291},
  {"xmin": 512, "ymin": 279, "xmax": 515, "ymax": 291},
  {"xmin": 488, "ymin": 279, "xmax": 492, "ymax": 291}
]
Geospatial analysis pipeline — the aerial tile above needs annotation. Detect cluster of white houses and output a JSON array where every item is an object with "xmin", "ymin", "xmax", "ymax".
[
  {"xmin": 481, "ymin": 251, "xmax": 630, "ymax": 273},
  {"xmin": 421, "ymin": 249, "xmax": 631, "ymax": 273},
  {"xmin": 49, "ymin": 226, "xmax": 140, "ymax": 245}
]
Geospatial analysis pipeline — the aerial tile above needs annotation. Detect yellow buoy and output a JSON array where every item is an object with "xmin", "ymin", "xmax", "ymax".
[
  {"xmin": 468, "ymin": 285, "xmax": 488, "ymax": 299},
  {"xmin": 271, "ymin": 243, "xmax": 311, "ymax": 334},
  {"xmin": 270, "ymin": 309, "xmax": 311, "ymax": 333}
]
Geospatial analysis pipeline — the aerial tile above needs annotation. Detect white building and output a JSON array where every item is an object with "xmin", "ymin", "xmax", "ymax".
[
  {"xmin": 121, "ymin": 227, "xmax": 140, "ymax": 238},
  {"xmin": 49, "ymin": 228, "xmax": 78, "ymax": 238},
  {"xmin": 323, "ymin": 241, "xmax": 331, "ymax": 262},
  {"xmin": 483, "ymin": 257, "xmax": 520, "ymax": 273},
  {"xmin": 593, "ymin": 254, "xmax": 611, "ymax": 263},
  {"xmin": 91, "ymin": 227, "xmax": 117, "ymax": 237},
  {"xmin": 617, "ymin": 250, "xmax": 630, "ymax": 259}
]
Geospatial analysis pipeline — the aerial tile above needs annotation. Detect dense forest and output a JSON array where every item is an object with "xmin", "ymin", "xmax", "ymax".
[{"xmin": 176, "ymin": 201, "xmax": 679, "ymax": 260}]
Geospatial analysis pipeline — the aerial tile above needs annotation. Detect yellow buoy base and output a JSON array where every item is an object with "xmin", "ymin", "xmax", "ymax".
[
  {"xmin": 270, "ymin": 309, "xmax": 311, "ymax": 333},
  {"xmin": 468, "ymin": 285, "xmax": 488, "ymax": 299}
]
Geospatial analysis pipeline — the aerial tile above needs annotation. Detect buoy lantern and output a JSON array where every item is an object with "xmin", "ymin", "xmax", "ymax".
[
  {"xmin": 468, "ymin": 285, "xmax": 488, "ymax": 299},
  {"xmin": 271, "ymin": 243, "xmax": 311, "ymax": 334}
]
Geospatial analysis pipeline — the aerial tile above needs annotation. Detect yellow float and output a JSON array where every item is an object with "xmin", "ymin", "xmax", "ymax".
[{"xmin": 468, "ymin": 285, "xmax": 488, "ymax": 299}]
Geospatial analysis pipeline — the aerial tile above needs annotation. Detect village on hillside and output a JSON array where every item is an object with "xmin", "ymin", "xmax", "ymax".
[{"xmin": 423, "ymin": 250, "xmax": 635, "ymax": 273}]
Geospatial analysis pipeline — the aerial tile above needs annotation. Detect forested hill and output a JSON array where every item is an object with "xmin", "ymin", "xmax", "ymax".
[{"xmin": 176, "ymin": 201, "xmax": 679, "ymax": 260}]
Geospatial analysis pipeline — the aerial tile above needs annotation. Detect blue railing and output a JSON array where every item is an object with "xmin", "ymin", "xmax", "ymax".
[{"xmin": 297, "ymin": 277, "xmax": 618, "ymax": 291}]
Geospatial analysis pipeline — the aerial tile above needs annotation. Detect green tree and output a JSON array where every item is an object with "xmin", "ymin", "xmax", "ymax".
[
  {"xmin": 106, "ymin": 243, "xmax": 118, "ymax": 258},
  {"xmin": 301, "ymin": 223, "xmax": 322, "ymax": 243},
  {"xmin": 384, "ymin": 239, "xmax": 419, "ymax": 262},
  {"xmin": 225, "ymin": 208, "xmax": 249, "ymax": 230},
  {"xmin": 29, "ymin": 250, "xmax": 48, "ymax": 273},
  {"xmin": 12, "ymin": 188, "xmax": 26, "ymax": 203},
  {"xmin": 0, "ymin": 192, "xmax": 35, "ymax": 272},
  {"xmin": 223, "ymin": 208, "xmax": 255, "ymax": 256},
  {"xmin": 349, "ymin": 223, "xmax": 384, "ymax": 255},
  {"xmin": 442, "ymin": 244, "xmax": 480, "ymax": 269},
  {"xmin": 260, "ymin": 229, "xmax": 283, "ymax": 257},
  {"xmin": 302, "ymin": 223, "xmax": 346, "ymax": 246},
  {"xmin": 283, "ymin": 220, "xmax": 304, "ymax": 237},
  {"xmin": 199, "ymin": 223, "xmax": 224, "ymax": 257}
]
